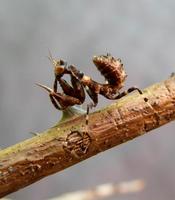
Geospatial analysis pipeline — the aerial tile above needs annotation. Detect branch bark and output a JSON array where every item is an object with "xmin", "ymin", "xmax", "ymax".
[{"xmin": 0, "ymin": 75, "xmax": 175, "ymax": 197}]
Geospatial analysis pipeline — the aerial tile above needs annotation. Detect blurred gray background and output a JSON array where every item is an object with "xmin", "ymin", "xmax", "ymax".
[{"xmin": 0, "ymin": 0, "xmax": 175, "ymax": 199}]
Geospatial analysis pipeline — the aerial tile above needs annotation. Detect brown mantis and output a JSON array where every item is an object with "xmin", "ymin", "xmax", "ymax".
[{"xmin": 37, "ymin": 53, "xmax": 143, "ymax": 112}]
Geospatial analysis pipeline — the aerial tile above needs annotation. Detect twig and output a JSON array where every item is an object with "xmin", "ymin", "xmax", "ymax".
[{"xmin": 0, "ymin": 75, "xmax": 175, "ymax": 197}]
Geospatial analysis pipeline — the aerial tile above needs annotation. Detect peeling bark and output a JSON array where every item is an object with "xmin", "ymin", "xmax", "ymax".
[{"xmin": 0, "ymin": 75, "xmax": 175, "ymax": 197}]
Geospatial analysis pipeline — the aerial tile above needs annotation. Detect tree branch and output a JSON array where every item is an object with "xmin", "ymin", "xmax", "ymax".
[{"xmin": 0, "ymin": 75, "xmax": 175, "ymax": 197}]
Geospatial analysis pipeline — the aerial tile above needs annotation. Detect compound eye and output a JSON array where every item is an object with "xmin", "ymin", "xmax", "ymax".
[{"xmin": 55, "ymin": 65, "xmax": 65, "ymax": 76}]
